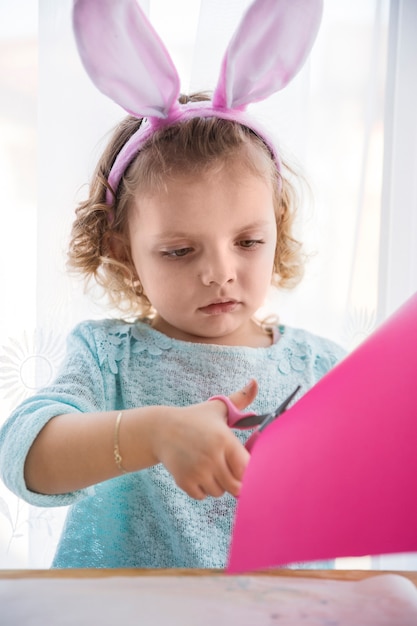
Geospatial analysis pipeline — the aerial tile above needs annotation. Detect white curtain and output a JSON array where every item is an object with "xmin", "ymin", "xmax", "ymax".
[{"xmin": 0, "ymin": 0, "xmax": 416, "ymax": 569}]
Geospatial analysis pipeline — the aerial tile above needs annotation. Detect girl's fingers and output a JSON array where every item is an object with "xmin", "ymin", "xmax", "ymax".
[
  {"xmin": 178, "ymin": 451, "xmax": 244, "ymax": 500},
  {"xmin": 228, "ymin": 378, "xmax": 258, "ymax": 411},
  {"xmin": 196, "ymin": 473, "xmax": 240, "ymax": 499},
  {"xmin": 191, "ymin": 486, "xmax": 207, "ymax": 501},
  {"xmin": 226, "ymin": 439, "xmax": 250, "ymax": 478},
  {"xmin": 216, "ymin": 449, "xmax": 248, "ymax": 497},
  {"xmin": 199, "ymin": 477, "xmax": 225, "ymax": 499}
]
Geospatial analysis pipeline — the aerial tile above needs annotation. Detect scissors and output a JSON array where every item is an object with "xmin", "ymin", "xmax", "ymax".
[{"xmin": 209, "ymin": 385, "xmax": 301, "ymax": 452}]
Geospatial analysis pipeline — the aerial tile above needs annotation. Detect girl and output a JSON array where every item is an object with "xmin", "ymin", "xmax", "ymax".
[{"xmin": 0, "ymin": 0, "xmax": 344, "ymax": 568}]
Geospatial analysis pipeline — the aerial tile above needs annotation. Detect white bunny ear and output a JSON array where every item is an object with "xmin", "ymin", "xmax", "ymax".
[
  {"xmin": 213, "ymin": 0, "xmax": 323, "ymax": 110},
  {"xmin": 72, "ymin": 0, "xmax": 180, "ymax": 119}
]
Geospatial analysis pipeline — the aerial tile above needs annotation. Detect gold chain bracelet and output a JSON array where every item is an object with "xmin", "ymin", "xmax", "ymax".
[{"xmin": 113, "ymin": 411, "xmax": 127, "ymax": 473}]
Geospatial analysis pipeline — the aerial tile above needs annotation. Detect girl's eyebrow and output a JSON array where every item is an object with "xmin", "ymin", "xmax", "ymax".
[
  {"xmin": 236, "ymin": 219, "xmax": 274, "ymax": 231},
  {"xmin": 151, "ymin": 231, "xmax": 193, "ymax": 244},
  {"xmin": 153, "ymin": 219, "xmax": 274, "ymax": 242}
]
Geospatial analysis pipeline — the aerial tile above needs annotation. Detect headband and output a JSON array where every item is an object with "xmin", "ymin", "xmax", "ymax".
[{"xmin": 72, "ymin": 0, "xmax": 323, "ymax": 206}]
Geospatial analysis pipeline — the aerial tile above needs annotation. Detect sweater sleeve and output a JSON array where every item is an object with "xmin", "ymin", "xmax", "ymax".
[{"xmin": 0, "ymin": 322, "xmax": 109, "ymax": 507}]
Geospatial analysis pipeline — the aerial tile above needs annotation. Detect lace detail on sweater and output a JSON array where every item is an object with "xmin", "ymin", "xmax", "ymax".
[
  {"xmin": 276, "ymin": 341, "xmax": 311, "ymax": 374},
  {"xmin": 131, "ymin": 325, "xmax": 173, "ymax": 356},
  {"xmin": 94, "ymin": 327, "xmax": 126, "ymax": 375},
  {"xmin": 93, "ymin": 322, "xmax": 173, "ymax": 374}
]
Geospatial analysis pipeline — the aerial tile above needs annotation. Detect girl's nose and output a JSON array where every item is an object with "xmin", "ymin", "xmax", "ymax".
[{"xmin": 199, "ymin": 250, "xmax": 236, "ymax": 287}]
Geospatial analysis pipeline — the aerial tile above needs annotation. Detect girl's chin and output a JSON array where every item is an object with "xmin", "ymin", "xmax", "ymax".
[{"xmin": 151, "ymin": 313, "xmax": 261, "ymax": 345}]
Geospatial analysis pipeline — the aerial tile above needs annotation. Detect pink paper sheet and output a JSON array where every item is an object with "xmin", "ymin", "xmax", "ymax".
[{"xmin": 228, "ymin": 292, "xmax": 417, "ymax": 573}]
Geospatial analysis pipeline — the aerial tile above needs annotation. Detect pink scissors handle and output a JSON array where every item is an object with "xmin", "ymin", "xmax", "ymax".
[
  {"xmin": 209, "ymin": 395, "xmax": 261, "ymax": 452},
  {"xmin": 210, "ymin": 386, "xmax": 301, "ymax": 453},
  {"xmin": 208, "ymin": 395, "xmax": 257, "ymax": 428}
]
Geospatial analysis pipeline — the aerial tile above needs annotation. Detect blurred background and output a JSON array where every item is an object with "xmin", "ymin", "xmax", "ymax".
[{"xmin": 0, "ymin": 0, "xmax": 416, "ymax": 569}]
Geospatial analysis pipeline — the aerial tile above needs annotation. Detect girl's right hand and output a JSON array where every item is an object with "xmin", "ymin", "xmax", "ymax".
[
  {"xmin": 150, "ymin": 380, "xmax": 258, "ymax": 500},
  {"xmin": 23, "ymin": 380, "xmax": 257, "ymax": 499}
]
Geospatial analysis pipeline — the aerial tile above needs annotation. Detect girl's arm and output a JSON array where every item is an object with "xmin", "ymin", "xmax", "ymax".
[{"xmin": 24, "ymin": 381, "xmax": 257, "ymax": 500}]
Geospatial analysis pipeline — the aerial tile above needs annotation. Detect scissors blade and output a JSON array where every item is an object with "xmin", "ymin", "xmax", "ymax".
[
  {"xmin": 232, "ymin": 413, "xmax": 267, "ymax": 429},
  {"xmin": 256, "ymin": 384, "xmax": 301, "ymax": 433},
  {"xmin": 231, "ymin": 384, "xmax": 301, "ymax": 429}
]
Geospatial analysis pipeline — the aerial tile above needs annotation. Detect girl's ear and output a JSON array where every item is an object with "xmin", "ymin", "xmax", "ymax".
[
  {"xmin": 213, "ymin": 0, "xmax": 323, "ymax": 110},
  {"xmin": 73, "ymin": 0, "xmax": 180, "ymax": 119}
]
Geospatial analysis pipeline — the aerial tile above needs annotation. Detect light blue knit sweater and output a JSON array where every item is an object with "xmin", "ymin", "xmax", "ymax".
[{"xmin": 0, "ymin": 319, "xmax": 345, "ymax": 568}]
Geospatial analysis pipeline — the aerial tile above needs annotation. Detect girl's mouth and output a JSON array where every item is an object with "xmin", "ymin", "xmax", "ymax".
[{"xmin": 198, "ymin": 300, "xmax": 239, "ymax": 315}]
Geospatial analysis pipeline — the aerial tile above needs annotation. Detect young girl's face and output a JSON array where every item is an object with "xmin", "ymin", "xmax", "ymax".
[{"xmin": 128, "ymin": 159, "xmax": 277, "ymax": 346}]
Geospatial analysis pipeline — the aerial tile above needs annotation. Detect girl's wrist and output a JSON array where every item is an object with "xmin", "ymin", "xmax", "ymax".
[{"xmin": 119, "ymin": 405, "xmax": 175, "ymax": 473}]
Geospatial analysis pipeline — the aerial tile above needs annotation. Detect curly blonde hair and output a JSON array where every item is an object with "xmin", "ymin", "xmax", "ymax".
[{"xmin": 68, "ymin": 93, "xmax": 305, "ymax": 318}]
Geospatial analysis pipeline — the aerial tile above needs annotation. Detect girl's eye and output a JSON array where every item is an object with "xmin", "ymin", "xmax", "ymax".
[
  {"xmin": 162, "ymin": 247, "xmax": 193, "ymax": 258},
  {"xmin": 238, "ymin": 239, "xmax": 264, "ymax": 249}
]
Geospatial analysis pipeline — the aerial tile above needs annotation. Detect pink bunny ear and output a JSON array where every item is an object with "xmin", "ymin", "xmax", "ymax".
[
  {"xmin": 213, "ymin": 0, "xmax": 323, "ymax": 110},
  {"xmin": 73, "ymin": 0, "xmax": 180, "ymax": 119}
]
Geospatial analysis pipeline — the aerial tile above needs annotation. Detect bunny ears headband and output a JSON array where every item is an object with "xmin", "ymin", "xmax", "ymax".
[{"xmin": 72, "ymin": 0, "xmax": 323, "ymax": 206}]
